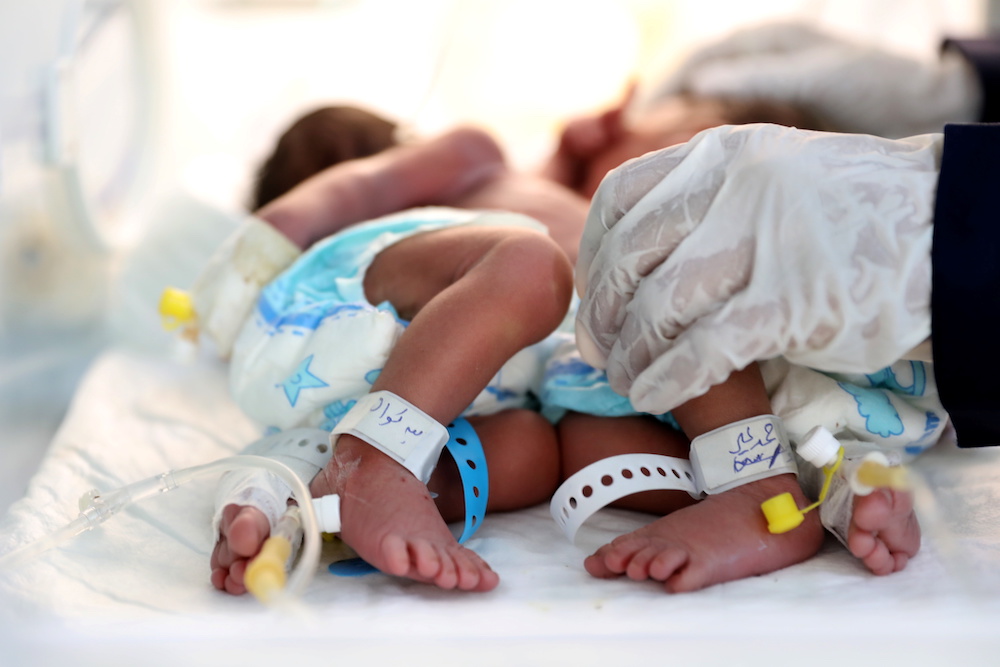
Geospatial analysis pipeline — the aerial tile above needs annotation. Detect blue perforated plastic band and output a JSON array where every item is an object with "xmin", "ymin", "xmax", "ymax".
[{"xmin": 445, "ymin": 418, "xmax": 488, "ymax": 543}]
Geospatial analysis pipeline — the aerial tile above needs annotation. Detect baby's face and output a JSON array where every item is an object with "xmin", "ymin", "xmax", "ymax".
[{"xmin": 577, "ymin": 97, "xmax": 735, "ymax": 199}]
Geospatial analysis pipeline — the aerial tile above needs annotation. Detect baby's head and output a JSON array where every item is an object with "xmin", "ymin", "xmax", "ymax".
[
  {"xmin": 576, "ymin": 94, "xmax": 830, "ymax": 198},
  {"xmin": 253, "ymin": 105, "xmax": 399, "ymax": 209}
]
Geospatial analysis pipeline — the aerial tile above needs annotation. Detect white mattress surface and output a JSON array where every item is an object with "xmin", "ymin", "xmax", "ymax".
[{"xmin": 2, "ymin": 349, "xmax": 1000, "ymax": 665}]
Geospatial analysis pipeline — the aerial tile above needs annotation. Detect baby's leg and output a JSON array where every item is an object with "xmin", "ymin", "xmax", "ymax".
[
  {"xmin": 568, "ymin": 366, "xmax": 825, "ymax": 592},
  {"xmin": 214, "ymin": 229, "xmax": 570, "ymax": 593},
  {"xmin": 560, "ymin": 412, "xmax": 822, "ymax": 592},
  {"xmin": 211, "ymin": 409, "xmax": 561, "ymax": 594},
  {"xmin": 312, "ymin": 227, "xmax": 569, "ymax": 590},
  {"xmin": 214, "ymin": 226, "xmax": 571, "ymax": 593}
]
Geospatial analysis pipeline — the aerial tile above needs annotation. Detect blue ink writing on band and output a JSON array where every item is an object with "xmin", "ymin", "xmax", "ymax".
[{"xmin": 730, "ymin": 421, "xmax": 781, "ymax": 472}]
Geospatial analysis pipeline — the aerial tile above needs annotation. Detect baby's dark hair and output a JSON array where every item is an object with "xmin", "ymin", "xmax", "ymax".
[{"xmin": 252, "ymin": 105, "xmax": 399, "ymax": 210}]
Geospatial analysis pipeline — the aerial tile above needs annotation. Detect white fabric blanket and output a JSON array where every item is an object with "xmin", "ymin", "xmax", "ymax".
[{"xmin": 2, "ymin": 349, "xmax": 1000, "ymax": 665}]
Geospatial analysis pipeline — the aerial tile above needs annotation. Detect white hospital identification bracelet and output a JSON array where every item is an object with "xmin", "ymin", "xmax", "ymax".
[
  {"xmin": 690, "ymin": 414, "xmax": 797, "ymax": 494},
  {"xmin": 551, "ymin": 454, "xmax": 703, "ymax": 543},
  {"xmin": 550, "ymin": 415, "xmax": 798, "ymax": 543},
  {"xmin": 331, "ymin": 391, "xmax": 449, "ymax": 484}
]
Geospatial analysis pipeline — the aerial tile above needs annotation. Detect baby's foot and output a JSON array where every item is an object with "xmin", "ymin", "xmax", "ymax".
[
  {"xmin": 584, "ymin": 474, "xmax": 823, "ymax": 592},
  {"xmin": 210, "ymin": 504, "xmax": 272, "ymax": 595},
  {"xmin": 847, "ymin": 488, "xmax": 920, "ymax": 575},
  {"xmin": 310, "ymin": 435, "xmax": 499, "ymax": 592}
]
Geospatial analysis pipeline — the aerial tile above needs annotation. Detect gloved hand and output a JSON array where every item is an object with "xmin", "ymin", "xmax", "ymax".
[
  {"xmin": 575, "ymin": 123, "xmax": 940, "ymax": 414},
  {"xmin": 648, "ymin": 21, "xmax": 981, "ymax": 138}
]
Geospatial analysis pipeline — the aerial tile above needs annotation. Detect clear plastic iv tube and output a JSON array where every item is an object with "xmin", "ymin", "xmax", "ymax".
[{"xmin": 0, "ymin": 455, "xmax": 321, "ymax": 603}]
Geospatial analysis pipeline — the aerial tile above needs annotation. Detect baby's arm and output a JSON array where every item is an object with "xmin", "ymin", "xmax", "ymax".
[{"xmin": 258, "ymin": 127, "xmax": 508, "ymax": 250}]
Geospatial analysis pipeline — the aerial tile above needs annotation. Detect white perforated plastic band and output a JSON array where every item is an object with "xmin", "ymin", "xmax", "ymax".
[
  {"xmin": 331, "ymin": 391, "xmax": 449, "ymax": 484},
  {"xmin": 690, "ymin": 415, "xmax": 797, "ymax": 495},
  {"xmin": 550, "ymin": 454, "xmax": 703, "ymax": 543}
]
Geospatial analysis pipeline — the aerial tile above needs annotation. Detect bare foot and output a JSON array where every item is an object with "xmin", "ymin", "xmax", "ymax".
[
  {"xmin": 210, "ymin": 504, "xmax": 272, "ymax": 595},
  {"xmin": 584, "ymin": 474, "xmax": 823, "ymax": 592},
  {"xmin": 847, "ymin": 488, "xmax": 920, "ymax": 575},
  {"xmin": 309, "ymin": 434, "xmax": 499, "ymax": 592}
]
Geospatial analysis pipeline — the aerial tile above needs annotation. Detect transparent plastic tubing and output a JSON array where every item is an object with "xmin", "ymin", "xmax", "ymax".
[{"xmin": 0, "ymin": 455, "xmax": 321, "ymax": 603}]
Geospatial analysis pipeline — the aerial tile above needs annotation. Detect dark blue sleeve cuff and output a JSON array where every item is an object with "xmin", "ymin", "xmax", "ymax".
[
  {"xmin": 943, "ymin": 38, "xmax": 1000, "ymax": 122},
  {"xmin": 931, "ymin": 123, "xmax": 1000, "ymax": 447}
]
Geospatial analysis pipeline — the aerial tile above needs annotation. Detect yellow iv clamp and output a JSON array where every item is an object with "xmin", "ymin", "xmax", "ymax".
[
  {"xmin": 159, "ymin": 286, "xmax": 197, "ymax": 333},
  {"xmin": 761, "ymin": 426, "xmax": 910, "ymax": 534}
]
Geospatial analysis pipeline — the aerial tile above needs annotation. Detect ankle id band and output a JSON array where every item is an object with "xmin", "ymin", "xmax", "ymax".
[
  {"xmin": 551, "ymin": 454, "xmax": 703, "ymax": 543},
  {"xmin": 690, "ymin": 415, "xmax": 797, "ymax": 495},
  {"xmin": 190, "ymin": 216, "xmax": 301, "ymax": 357},
  {"xmin": 327, "ymin": 417, "xmax": 488, "ymax": 577},
  {"xmin": 331, "ymin": 391, "xmax": 449, "ymax": 484},
  {"xmin": 445, "ymin": 418, "xmax": 488, "ymax": 543}
]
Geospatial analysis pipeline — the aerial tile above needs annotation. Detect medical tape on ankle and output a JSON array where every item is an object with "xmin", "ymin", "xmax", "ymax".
[
  {"xmin": 331, "ymin": 391, "xmax": 449, "ymax": 485},
  {"xmin": 550, "ymin": 454, "xmax": 703, "ymax": 543},
  {"xmin": 212, "ymin": 428, "xmax": 334, "ymax": 536},
  {"xmin": 690, "ymin": 415, "xmax": 797, "ymax": 495},
  {"xmin": 191, "ymin": 216, "xmax": 301, "ymax": 357}
]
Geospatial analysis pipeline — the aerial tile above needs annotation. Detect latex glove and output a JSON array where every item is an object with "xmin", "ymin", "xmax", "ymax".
[
  {"xmin": 575, "ymin": 123, "xmax": 940, "ymax": 414},
  {"xmin": 649, "ymin": 21, "xmax": 980, "ymax": 138}
]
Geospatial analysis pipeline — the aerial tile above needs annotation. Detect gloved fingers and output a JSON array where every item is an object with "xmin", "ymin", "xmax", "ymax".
[
  {"xmin": 606, "ymin": 306, "xmax": 752, "ymax": 414},
  {"xmin": 575, "ymin": 136, "xmax": 712, "ymax": 355},
  {"xmin": 578, "ymin": 122, "xmax": 837, "ymax": 369},
  {"xmin": 576, "ymin": 172, "xmax": 705, "ymax": 361},
  {"xmin": 576, "ymin": 124, "xmax": 775, "ymax": 363},
  {"xmin": 577, "ymin": 120, "xmax": 751, "ymax": 297},
  {"xmin": 602, "ymin": 232, "xmax": 773, "ymax": 408},
  {"xmin": 575, "ymin": 232, "xmax": 670, "ymax": 367},
  {"xmin": 597, "ymin": 122, "xmax": 832, "ymax": 342},
  {"xmin": 622, "ymin": 228, "xmax": 754, "ymax": 343},
  {"xmin": 605, "ymin": 301, "xmax": 773, "ymax": 414}
]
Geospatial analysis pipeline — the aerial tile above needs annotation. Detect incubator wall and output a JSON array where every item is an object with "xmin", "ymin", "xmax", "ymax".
[{"xmin": 0, "ymin": 0, "xmax": 988, "ymax": 515}]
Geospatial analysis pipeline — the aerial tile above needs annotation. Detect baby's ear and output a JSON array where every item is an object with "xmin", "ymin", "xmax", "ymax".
[
  {"xmin": 602, "ymin": 81, "xmax": 638, "ymax": 135},
  {"xmin": 619, "ymin": 80, "xmax": 638, "ymax": 110}
]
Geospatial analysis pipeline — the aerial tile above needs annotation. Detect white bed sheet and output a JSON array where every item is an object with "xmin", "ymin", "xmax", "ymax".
[{"xmin": 2, "ymin": 348, "xmax": 1000, "ymax": 666}]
